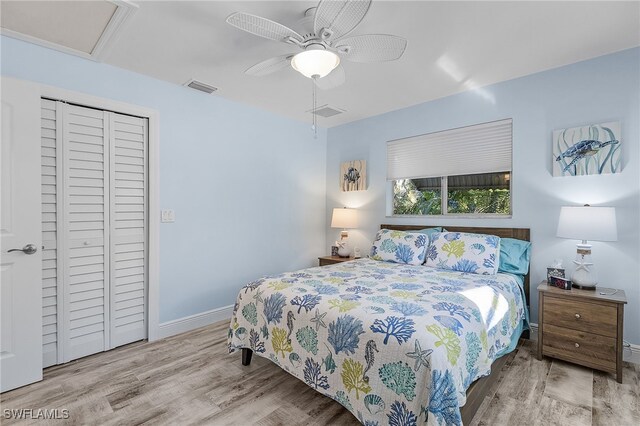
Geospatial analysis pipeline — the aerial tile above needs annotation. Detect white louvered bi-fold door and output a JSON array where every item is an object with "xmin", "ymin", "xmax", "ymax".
[
  {"xmin": 41, "ymin": 100, "xmax": 147, "ymax": 366},
  {"xmin": 41, "ymin": 100, "xmax": 60, "ymax": 367},
  {"xmin": 63, "ymin": 103, "xmax": 110, "ymax": 361},
  {"xmin": 109, "ymin": 113, "xmax": 148, "ymax": 348}
]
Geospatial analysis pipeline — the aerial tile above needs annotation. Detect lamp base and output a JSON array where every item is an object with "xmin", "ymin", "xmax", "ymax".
[
  {"xmin": 336, "ymin": 239, "xmax": 351, "ymax": 258},
  {"xmin": 571, "ymin": 282, "xmax": 597, "ymax": 291},
  {"xmin": 571, "ymin": 242, "xmax": 597, "ymax": 290},
  {"xmin": 337, "ymin": 247, "xmax": 351, "ymax": 258}
]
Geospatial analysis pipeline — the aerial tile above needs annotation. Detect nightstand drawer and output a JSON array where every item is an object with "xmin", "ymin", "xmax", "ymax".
[
  {"xmin": 542, "ymin": 324, "xmax": 616, "ymax": 372},
  {"xmin": 543, "ymin": 297, "xmax": 617, "ymax": 338}
]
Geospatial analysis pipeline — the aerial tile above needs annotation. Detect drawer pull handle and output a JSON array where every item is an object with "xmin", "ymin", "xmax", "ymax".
[
  {"xmin": 575, "ymin": 343, "xmax": 580, "ymax": 348},
  {"xmin": 575, "ymin": 313, "xmax": 581, "ymax": 319}
]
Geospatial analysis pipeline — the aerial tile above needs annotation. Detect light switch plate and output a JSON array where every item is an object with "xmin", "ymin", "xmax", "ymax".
[{"xmin": 161, "ymin": 209, "xmax": 175, "ymax": 223}]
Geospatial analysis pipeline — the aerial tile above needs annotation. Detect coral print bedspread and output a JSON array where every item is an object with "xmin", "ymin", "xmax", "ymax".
[{"xmin": 228, "ymin": 259, "xmax": 527, "ymax": 426}]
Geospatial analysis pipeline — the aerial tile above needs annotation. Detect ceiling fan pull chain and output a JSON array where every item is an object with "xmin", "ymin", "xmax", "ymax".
[{"xmin": 312, "ymin": 75, "xmax": 318, "ymax": 139}]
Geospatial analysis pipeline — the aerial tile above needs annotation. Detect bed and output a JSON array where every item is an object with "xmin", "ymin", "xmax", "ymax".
[{"xmin": 228, "ymin": 225, "xmax": 530, "ymax": 425}]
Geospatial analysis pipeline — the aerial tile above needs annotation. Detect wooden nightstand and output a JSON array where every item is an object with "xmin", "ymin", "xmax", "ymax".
[
  {"xmin": 318, "ymin": 256, "xmax": 354, "ymax": 266},
  {"xmin": 537, "ymin": 282, "xmax": 627, "ymax": 383}
]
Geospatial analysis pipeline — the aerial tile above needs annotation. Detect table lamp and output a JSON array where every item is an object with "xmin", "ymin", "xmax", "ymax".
[
  {"xmin": 556, "ymin": 205, "xmax": 617, "ymax": 289},
  {"xmin": 331, "ymin": 207, "xmax": 357, "ymax": 257}
]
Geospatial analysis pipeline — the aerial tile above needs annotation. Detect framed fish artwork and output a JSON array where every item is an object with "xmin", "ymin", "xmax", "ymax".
[
  {"xmin": 552, "ymin": 121, "xmax": 621, "ymax": 177},
  {"xmin": 341, "ymin": 160, "xmax": 366, "ymax": 191}
]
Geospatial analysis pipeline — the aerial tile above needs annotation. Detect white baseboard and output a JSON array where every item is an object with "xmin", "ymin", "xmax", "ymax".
[
  {"xmin": 528, "ymin": 322, "xmax": 639, "ymax": 364},
  {"xmin": 529, "ymin": 322, "xmax": 539, "ymax": 340},
  {"xmin": 623, "ymin": 344, "xmax": 640, "ymax": 364},
  {"xmin": 156, "ymin": 305, "xmax": 233, "ymax": 340}
]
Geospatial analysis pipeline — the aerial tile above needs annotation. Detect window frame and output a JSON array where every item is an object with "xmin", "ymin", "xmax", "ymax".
[
  {"xmin": 386, "ymin": 173, "xmax": 513, "ymax": 218},
  {"xmin": 385, "ymin": 118, "xmax": 513, "ymax": 219}
]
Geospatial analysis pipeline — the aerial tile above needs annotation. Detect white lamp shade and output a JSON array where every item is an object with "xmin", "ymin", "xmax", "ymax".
[
  {"xmin": 557, "ymin": 206, "xmax": 617, "ymax": 242},
  {"xmin": 331, "ymin": 208, "xmax": 357, "ymax": 229},
  {"xmin": 291, "ymin": 49, "xmax": 340, "ymax": 79}
]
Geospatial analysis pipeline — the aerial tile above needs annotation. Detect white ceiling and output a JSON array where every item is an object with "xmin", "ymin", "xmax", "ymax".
[{"xmin": 5, "ymin": 1, "xmax": 640, "ymax": 127}]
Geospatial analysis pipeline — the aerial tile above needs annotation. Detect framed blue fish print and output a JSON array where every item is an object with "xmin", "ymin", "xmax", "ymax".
[
  {"xmin": 552, "ymin": 121, "xmax": 621, "ymax": 176},
  {"xmin": 341, "ymin": 160, "xmax": 367, "ymax": 191}
]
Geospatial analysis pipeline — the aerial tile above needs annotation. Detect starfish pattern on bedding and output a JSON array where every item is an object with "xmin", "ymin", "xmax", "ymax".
[
  {"xmin": 252, "ymin": 288, "xmax": 265, "ymax": 303},
  {"xmin": 310, "ymin": 309, "xmax": 327, "ymax": 331},
  {"xmin": 406, "ymin": 339, "xmax": 433, "ymax": 372},
  {"xmin": 229, "ymin": 258, "xmax": 528, "ymax": 426}
]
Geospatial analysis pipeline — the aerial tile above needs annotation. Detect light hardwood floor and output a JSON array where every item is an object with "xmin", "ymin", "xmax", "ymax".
[{"xmin": 1, "ymin": 320, "xmax": 638, "ymax": 425}]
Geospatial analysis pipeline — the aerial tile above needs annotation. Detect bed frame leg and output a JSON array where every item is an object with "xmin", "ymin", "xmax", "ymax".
[{"xmin": 242, "ymin": 348, "xmax": 253, "ymax": 366}]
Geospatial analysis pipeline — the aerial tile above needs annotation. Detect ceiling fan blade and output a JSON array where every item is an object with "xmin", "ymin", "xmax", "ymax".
[
  {"xmin": 335, "ymin": 34, "xmax": 407, "ymax": 62},
  {"xmin": 227, "ymin": 12, "xmax": 303, "ymax": 44},
  {"xmin": 245, "ymin": 54, "xmax": 295, "ymax": 77},
  {"xmin": 314, "ymin": 64, "xmax": 346, "ymax": 90},
  {"xmin": 314, "ymin": 0, "xmax": 372, "ymax": 42}
]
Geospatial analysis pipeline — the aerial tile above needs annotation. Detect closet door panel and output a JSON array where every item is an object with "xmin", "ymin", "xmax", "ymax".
[
  {"xmin": 70, "ymin": 280, "xmax": 104, "ymax": 294},
  {"xmin": 40, "ymin": 99, "xmax": 59, "ymax": 368},
  {"xmin": 109, "ymin": 113, "xmax": 147, "ymax": 348},
  {"xmin": 115, "ymin": 278, "xmax": 144, "ymax": 290},
  {"xmin": 68, "ymin": 271, "xmax": 104, "ymax": 285},
  {"xmin": 62, "ymin": 104, "xmax": 109, "ymax": 362},
  {"xmin": 42, "ymin": 101, "xmax": 147, "ymax": 365}
]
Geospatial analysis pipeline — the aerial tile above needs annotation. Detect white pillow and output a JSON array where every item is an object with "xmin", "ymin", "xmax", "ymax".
[{"xmin": 425, "ymin": 232, "xmax": 501, "ymax": 275}]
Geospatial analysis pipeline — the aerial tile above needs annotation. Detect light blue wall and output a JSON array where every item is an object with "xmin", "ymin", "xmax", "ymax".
[
  {"xmin": 326, "ymin": 48, "xmax": 640, "ymax": 345},
  {"xmin": 1, "ymin": 36, "xmax": 328, "ymax": 323}
]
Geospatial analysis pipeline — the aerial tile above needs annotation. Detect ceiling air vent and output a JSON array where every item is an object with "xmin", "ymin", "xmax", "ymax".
[
  {"xmin": 184, "ymin": 79, "xmax": 218, "ymax": 94},
  {"xmin": 308, "ymin": 104, "xmax": 345, "ymax": 118}
]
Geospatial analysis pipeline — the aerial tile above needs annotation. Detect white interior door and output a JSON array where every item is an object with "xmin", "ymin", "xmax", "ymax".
[{"xmin": 1, "ymin": 77, "xmax": 43, "ymax": 392}]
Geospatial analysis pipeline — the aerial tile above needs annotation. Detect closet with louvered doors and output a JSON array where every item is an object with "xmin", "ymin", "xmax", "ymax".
[{"xmin": 41, "ymin": 99, "xmax": 148, "ymax": 367}]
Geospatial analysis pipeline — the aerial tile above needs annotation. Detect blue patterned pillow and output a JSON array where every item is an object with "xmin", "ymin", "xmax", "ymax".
[
  {"xmin": 424, "ymin": 232, "xmax": 501, "ymax": 275},
  {"xmin": 370, "ymin": 229, "xmax": 429, "ymax": 265}
]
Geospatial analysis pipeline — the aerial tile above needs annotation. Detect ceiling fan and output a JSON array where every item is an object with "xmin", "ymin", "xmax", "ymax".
[{"xmin": 226, "ymin": 0, "xmax": 408, "ymax": 90}]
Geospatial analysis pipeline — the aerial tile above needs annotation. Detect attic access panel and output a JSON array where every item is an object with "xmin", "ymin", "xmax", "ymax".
[{"xmin": 0, "ymin": 0, "xmax": 136, "ymax": 60}]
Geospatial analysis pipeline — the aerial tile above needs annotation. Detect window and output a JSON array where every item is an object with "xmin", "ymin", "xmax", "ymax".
[{"xmin": 387, "ymin": 119, "xmax": 512, "ymax": 216}]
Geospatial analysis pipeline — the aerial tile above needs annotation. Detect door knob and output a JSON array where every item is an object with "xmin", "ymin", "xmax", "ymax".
[{"xmin": 7, "ymin": 244, "xmax": 38, "ymax": 255}]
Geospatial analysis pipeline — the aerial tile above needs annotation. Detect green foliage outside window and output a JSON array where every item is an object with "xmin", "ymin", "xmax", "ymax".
[
  {"xmin": 393, "ymin": 175, "xmax": 510, "ymax": 215},
  {"xmin": 393, "ymin": 180, "xmax": 441, "ymax": 215},
  {"xmin": 447, "ymin": 189, "xmax": 510, "ymax": 214}
]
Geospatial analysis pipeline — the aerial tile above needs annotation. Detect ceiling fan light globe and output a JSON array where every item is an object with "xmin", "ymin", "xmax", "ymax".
[{"xmin": 291, "ymin": 50, "xmax": 340, "ymax": 79}]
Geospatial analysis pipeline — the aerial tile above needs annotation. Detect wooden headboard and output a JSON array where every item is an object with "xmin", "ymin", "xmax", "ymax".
[{"xmin": 380, "ymin": 224, "xmax": 531, "ymax": 319}]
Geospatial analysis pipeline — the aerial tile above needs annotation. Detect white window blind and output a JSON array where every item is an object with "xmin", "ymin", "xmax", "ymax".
[{"xmin": 387, "ymin": 118, "xmax": 512, "ymax": 180}]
